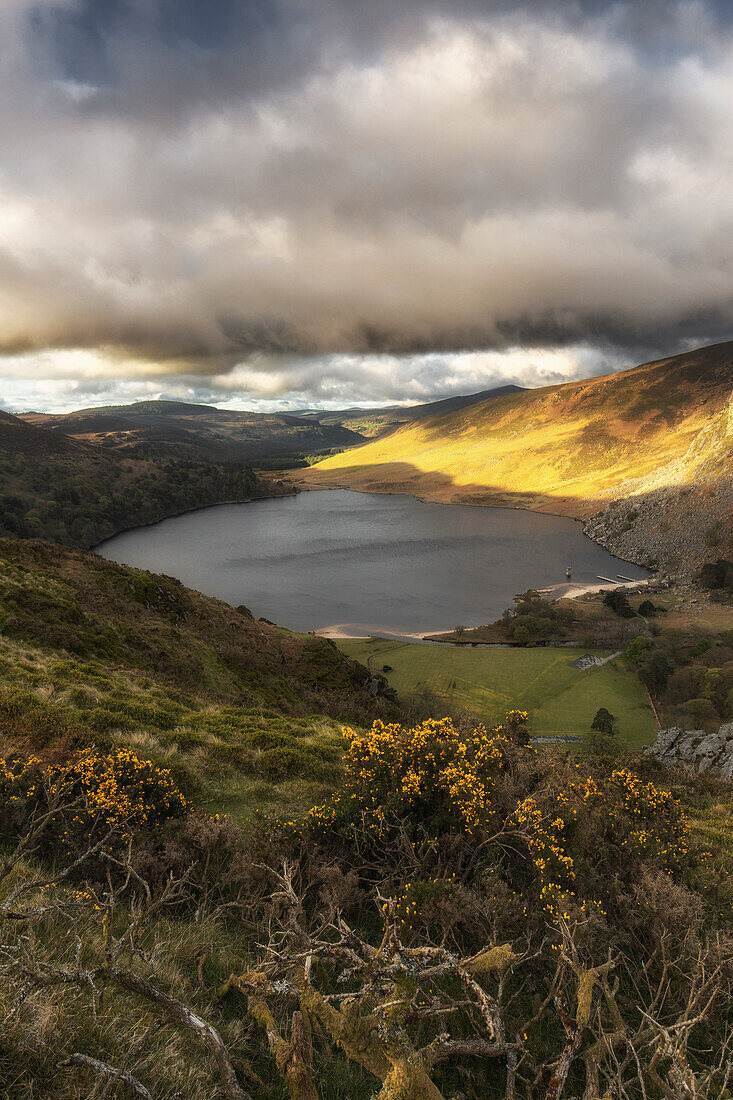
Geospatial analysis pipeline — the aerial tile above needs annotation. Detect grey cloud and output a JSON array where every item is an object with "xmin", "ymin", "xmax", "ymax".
[{"xmin": 1, "ymin": 0, "xmax": 732, "ymax": 400}]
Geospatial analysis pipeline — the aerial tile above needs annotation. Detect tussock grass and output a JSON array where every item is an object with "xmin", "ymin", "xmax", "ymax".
[
  {"xmin": 0, "ymin": 632, "xmax": 347, "ymax": 822},
  {"xmin": 0, "ymin": 538, "xmax": 406, "ymax": 820}
]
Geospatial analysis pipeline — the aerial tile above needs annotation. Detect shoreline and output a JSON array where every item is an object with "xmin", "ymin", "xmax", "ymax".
[
  {"xmin": 92, "ymin": 485, "xmax": 297, "ymax": 552},
  {"xmin": 95, "ymin": 481, "xmax": 652, "ymax": 643},
  {"xmin": 315, "ymin": 576, "xmax": 651, "ymax": 642},
  {"xmin": 316, "ymin": 625, "xmax": 435, "ymax": 641},
  {"xmin": 540, "ymin": 577, "xmax": 649, "ymax": 601}
]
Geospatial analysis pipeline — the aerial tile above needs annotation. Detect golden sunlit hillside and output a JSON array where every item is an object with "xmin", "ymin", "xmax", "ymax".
[{"xmin": 293, "ymin": 341, "xmax": 733, "ymax": 517}]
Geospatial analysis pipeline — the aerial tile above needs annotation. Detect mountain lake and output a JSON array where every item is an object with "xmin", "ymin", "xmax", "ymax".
[{"xmin": 96, "ymin": 489, "xmax": 649, "ymax": 635}]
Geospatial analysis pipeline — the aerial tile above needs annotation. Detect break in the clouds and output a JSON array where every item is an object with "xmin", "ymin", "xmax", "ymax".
[
  {"xmin": 1, "ymin": 0, "xmax": 733, "ymax": 409},
  {"xmin": 0, "ymin": 344, "xmax": 636, "ymax": 414}
]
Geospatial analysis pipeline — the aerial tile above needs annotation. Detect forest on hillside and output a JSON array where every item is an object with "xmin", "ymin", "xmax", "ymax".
[{"xmin": 0, "ymin": 428, "xmax": 274, "ymax": 547}]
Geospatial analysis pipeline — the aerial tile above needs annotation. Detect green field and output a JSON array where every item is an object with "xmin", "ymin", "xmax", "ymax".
[{"xmin": 337, "ymin": 639, "xmax": 656, "ymax": 747}]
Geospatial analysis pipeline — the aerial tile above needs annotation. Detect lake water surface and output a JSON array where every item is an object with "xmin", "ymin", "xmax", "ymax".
[{"xmin": 96, "ymin": 490, "xmax": 649, "ymax": 634}]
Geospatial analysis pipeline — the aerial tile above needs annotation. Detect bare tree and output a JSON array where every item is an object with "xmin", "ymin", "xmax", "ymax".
[{"xmin": 1, "ymin": 815, "xmax": 731, "ymax": 1099}]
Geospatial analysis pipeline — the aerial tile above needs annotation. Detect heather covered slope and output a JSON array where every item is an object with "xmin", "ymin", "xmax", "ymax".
[
  {"xmin": 0, "ymin": 408, "xmax": 82, "ymax": 455},
  {"xmin": 295, "ymin": 341, "xmax": 733, "ymax": 513},
  {"xmin": 0, "ymin": 537, "xmax": 394, "ymax": 721},
  {"xmin": 0, "ymin": 538, "xmax": 399, "ymax": 818}
]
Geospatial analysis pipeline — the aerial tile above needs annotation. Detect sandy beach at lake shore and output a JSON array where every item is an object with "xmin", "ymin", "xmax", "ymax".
[{"xmin": 315, "ymin": 578, "xmax": 650, "ymax": 641}]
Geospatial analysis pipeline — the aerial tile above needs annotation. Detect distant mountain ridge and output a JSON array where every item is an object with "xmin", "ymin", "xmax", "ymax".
[
  {"xmin": 21, "ymin": 401, "xmax": 364, "ymax": 463},
  {"xmin": 61, "ymin": 399, "xmax": 221, "ymax": 417},
  {"xmin": 293, "ymin": 383, "xmax": 526, "ymax": 436},
  {"xmin": 15, "ymin": 383, "xmax": 527, "ymax": 458}
]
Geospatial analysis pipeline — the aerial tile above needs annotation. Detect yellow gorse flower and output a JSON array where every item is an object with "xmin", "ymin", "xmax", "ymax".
[
  {"xmin": 0, "ymin": 749, "xmax": 188, "ymax": 840},
  {"xmin": 304, "ymin": 713, "xmax": 531, "ymax": 840},
  {"xmin": 296, "ymin": 712, "xmax": 688, "ymax": 925}
]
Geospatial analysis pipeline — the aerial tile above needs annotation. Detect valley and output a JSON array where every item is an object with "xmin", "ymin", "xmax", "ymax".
[
  {"xmin": 21, "ymin": 400, "xmax": 363, "ymax": 465},
  {"xmin": 1, "ymin": 343, "xmax": 732, "ymax": 1100},
  {"xmin": 291, "ymin": 340, "xmax": 733, "ymax": 576},
  {"xmin": 4, "ymin": 4, "xmax": 733, "ymax": 1092},
  {"xmin": 292, "ymin": 383, "xmax": 525, "ymax": 437}
]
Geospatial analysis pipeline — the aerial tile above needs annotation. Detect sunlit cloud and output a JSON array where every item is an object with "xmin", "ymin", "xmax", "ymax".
[
  {"xmin": 1, "ymin": 343, "xmax": 636, "ymax": 413},
  {"xmin": 1, "ymin": 1, "xmax": 732, "ymax": 409}
]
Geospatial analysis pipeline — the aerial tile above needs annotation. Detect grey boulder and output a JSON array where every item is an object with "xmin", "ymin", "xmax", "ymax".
[{"xmin": 646, "ymin": 722, "xmax": 733, "ymax": 778}]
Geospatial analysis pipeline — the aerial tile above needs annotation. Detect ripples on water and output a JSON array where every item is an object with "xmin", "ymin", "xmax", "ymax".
[{"xmin": 97, "ymin": 490, "xmax": 649, "ymax": 634}]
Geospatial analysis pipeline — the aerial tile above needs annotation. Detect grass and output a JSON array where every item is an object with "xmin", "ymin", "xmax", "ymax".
[
  {"xmin": 0, "ymin": 532, "xmax": 394, "ymax": 827},
  {"xmin": 658, "ymin": 600, "xmax": 733, "ymax": 634},
  {"xmin": 0, "ymin": 539, "xmax": 410, "ymax": 826},
  {"xmin": 337, "ymin": 639, "xmax": 656, "ymax": 747},
  {"xmin": 0, "ymin": 537, "xmax": 397, "ymax": 727},
  {"xmin": 0, "ymin": 633, "xmax": 347, "ymax": 825}
]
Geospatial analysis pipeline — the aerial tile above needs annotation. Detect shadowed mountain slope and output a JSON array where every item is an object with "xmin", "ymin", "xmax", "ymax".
[
  {"xmin": 0, "ymin": 408, "xmax": 84, "ymax": 456},
  {"xmin": 0, "ymin": 409, "xmax": 267, "ymax": 547},
  {"xmin": 21, "ymin": 400, "xmax": 364, "ymax": 463}
]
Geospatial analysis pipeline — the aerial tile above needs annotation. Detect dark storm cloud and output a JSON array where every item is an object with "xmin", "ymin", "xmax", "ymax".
[{"xmin": 1, "ymin": 0, "xmax": 733, "ymax": 400}]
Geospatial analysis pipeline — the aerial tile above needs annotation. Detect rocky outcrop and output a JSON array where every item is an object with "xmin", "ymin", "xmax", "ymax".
[
  {"xmin": 585, "ymin": 394, "xmax": 733, "ymax": 577},
  {"xmin": 646, "ymin": 723, "xmax": 733, "ymax": 778}
]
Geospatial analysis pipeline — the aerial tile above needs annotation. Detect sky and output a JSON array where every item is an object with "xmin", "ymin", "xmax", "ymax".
[{"xmin": 1, "ymin": 0, "xmax": 732, "ymax": 412}]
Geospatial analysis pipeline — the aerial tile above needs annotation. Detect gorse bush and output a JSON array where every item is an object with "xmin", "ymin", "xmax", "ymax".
[
  {"xmin": 304, "ymin": 710, "xmax": 530, "ymax": 839},
  {"xmin": 0, "ymin": 718, "xmax": 729, "ymax": 1100},
  {"xmin": 290, "ymin": 714, "xmax": 690, "ymax": 929},
  {"xmin": 0, "ymin": 748, "xmax": 188, "ymax": 851},
  {"xmin": 516, "ymin": 767, "xmax": 689, "ymax": 915},
  {"xmin": 53, "ymin": 749, "xmax": 189, "ymax": 834}
]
